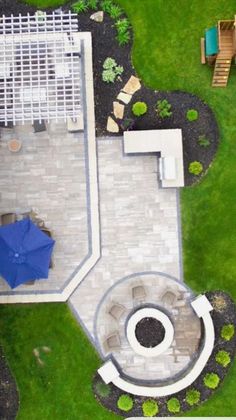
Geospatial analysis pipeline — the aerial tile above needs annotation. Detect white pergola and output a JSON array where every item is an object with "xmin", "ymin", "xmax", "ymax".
[{"xmin": 0, "ymin": 12, "xmax": 82, "ymax": 125}]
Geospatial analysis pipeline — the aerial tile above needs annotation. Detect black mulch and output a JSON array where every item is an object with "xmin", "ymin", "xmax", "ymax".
[
  {"xmin": 0, "ymin": 347, "xmax": 19, "ymax": 419},
  {"xmin": 93, "ymin": 291, "xmax": 236, "ymax": 417},
  {"xmin": 122, "ymin": 89, "xmax": 219, "ymax": 186},
  {"xmin": 68, "ymin": 10, "xmax": 134, "ymax": 137},
  {"xmin": 135, "ymin": 317, "xmax": 165, "ymax": 348}
]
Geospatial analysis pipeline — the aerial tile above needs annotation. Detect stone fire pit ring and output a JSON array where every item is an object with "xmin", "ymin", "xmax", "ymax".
[{"xmin": 126, "ymin": 307, "xmax": 174, "ymax": 358}]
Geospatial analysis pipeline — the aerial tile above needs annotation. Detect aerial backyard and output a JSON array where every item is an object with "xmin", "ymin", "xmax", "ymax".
[{"xmin": 0, "ymin": 0, "xmax": 236, "ymax": 419}]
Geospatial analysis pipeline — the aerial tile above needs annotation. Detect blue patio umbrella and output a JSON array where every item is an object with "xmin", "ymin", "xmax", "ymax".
[{"xmin": 0, "ymin": 218, "xmax": 55, "ymax": 288}]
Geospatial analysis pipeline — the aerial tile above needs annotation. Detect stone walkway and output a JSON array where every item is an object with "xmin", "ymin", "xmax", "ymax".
[
  {"xmin": 70, "ymin": 137, "xmax": 182, "ymax": 339},
  {"xmin": 94, "ymin": 273, "xmax": 201, "ymax": 383}
]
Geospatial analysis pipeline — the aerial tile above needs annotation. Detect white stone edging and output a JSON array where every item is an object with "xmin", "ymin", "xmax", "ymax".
[
  {"xmin": 126, "ymin": 307, "xmax": 174, "ymax": 358},
  {"xmin": 98, "ymin": 295, "xmax": 215, "ymax": 397}
]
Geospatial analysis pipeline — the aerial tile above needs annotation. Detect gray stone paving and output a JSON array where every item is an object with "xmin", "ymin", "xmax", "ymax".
[
  {"xmin": 70, "ymin": 137, "xmax": 182, "ymax": 338},
  {"xmin": 94, "ymin": 273, "xmax": 201, "ymax": 382},
  {"xmin": 0, "ymin": 121, "xmax": 89, "ymax": 292}
]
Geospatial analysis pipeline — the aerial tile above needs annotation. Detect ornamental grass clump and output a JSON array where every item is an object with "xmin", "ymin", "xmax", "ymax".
[
  {"xmin": 115, "ymin": 18, "xmax": 131, "ymax": 46},
  {"xmin": 142, "ymin": 399, "xmax": 159, "ymax": 417},
  {"xmin": 198, "ymin": 134, "xmax": 210, "ymax": 147},
  {"xmin": 87, "ymin": 0, "xmax": 98, "ymax": 9},
  {"xmin": 215, "ymin": 350, "xmax": 231, "ymax": 367},
  {"xmin": 132, "ymin": 101, "xmax": 148, "ymax": 117},
  {"xmin": 188, "ymin": 161, "xmax": 203, "ymax": 175},
  {"xmin": 167, "ymin": 397, "xmax": 181, "ymax": 413},
  {"xmin": 72, "ymin": 0, "xmax": 88, "ymax": 13},
  {"xmin": 186, "ymin": 388, "xmax": 201, "ymax": 406},
  {"xmin": 221, "ymin": 324, "xmax": 235, "ymax": 341},
  {"xmin": 186, "ymin": 108, "xmax": 198, "ymax": 121},
  {"xmin": 102, "ymin": 57, "xmax": 123, "ymax": 83},
  {"xmin": 95, "ymin": 381, "xmax": 111, "ymax": 398},
  {"xmin": 203, "ymin": 373, "xmax": 220, "ymax": 389},
  {"xmin": 117, "ymin": 394, "xmax": 133, "ymax": 412}
]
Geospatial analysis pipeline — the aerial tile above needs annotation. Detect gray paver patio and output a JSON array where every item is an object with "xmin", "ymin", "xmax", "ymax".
[
  {"xmin": 0, "ymin": 121, "xmax": 88, "ymax": 292},
  {"xmin": 70, "ymin": 137, "xmax": 182, "ymax": 339}
]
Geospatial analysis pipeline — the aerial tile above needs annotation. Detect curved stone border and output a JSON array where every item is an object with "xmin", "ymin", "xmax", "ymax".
[
  {"xmin": 98, "ymin": 295, "xmax": 215, "ymax": 397},
  {"xmin": 126, "ymin": 307, "xmax": 174, "ymax": 358}
]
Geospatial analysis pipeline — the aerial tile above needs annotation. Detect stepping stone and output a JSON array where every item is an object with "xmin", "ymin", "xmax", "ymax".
[
  {"xmin": 117, "ymin": 91, "xmax": 132, "ymax": 104},
  {"xmin": 113, "ymin": 101, "xmax": 124, "ymax": 119},
  {"xmin": 107, "ymin": 116, "xmax": 119, "ymax": 133},
  {"xmin": 90, "ymin": 11, "xmax": 104, "ymax": 22},
  {"xmin": 122, "ymin": 75, "xmax": 141, "ymax": 95}
]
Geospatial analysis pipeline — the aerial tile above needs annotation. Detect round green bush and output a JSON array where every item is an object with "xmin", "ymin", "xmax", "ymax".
[
  {"xmin": 221, "ymin": 324, "xmax": 235, "ymax": 341},
  {"xmin": 216, "ymin": 350, "xmax": 231, "ymax": 367},
  {"xmin": 142, "ymin": 399, "xmax": 159, "ymax": 417},
  {"xmin": 132, "ymin": 101, "xmax": 148, "ymax": 117},
  {"xmin": 188, "ymin": 161, "xmax": 203, "ymax": 175},
  {"xmin": 95, "ymin": 381, "xmax": 111, "ymax": 398},
  {"xmin": 186, "ymin": 389, "xmax": 201, "ymax": 406},
  {"xmin": 117, "ymin": 394, "xmax": 133, "ymax": 412},
  {"xmin": 203, "ymin": 373, "xmax": 220, "ymax": 389},
  {"xmin": 167, "ymin": 397, "xmax": 181, "ymax": 413},
  {"xmin": 186, "ymin": 109, "xmax": 199, "ymax": 121}
]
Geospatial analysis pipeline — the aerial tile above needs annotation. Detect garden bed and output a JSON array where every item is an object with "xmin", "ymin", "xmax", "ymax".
[
  {"xmin": 0, "ymin": 346, "xmax": 19, "ymax": 419},
  {"xmin": 93, "ymin": 291, "xmax": 236, "ymax": 417}
]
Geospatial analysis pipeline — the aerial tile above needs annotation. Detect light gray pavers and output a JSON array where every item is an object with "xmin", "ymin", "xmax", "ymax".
[
  {"xmin": 0, "ymin": 122, "xmax": 88, "ymax": 293},
  {"xmin": 69, "ymin": 137, "xmax": 182, "ymax": 340}
]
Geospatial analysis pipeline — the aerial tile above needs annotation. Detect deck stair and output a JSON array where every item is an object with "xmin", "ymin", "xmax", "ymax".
[
  {"xmin": 212, "ymin": 28, "xmax": 234, "ymax": 87},
  {"xmin": 212, "ymin": 57, "xmax": 232, "ymax": 87}
]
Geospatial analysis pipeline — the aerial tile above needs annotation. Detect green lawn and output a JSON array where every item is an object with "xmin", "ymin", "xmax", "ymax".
[{"xmin": 0, "ymin": 0, "xmax": 236, "ymax": 418}]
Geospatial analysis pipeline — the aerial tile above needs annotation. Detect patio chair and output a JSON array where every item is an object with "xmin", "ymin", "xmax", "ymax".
[
  {"xmin": 108, "ymin": 302, "xmax": 126, "ymax": 321},
  {"xmin": 102, "ymin": 331, "xmax": 121, "ymax": 355},
  {"xmin": 0, "ymin": 213, "xmax": 17, "ymax": 226},
  {"xmin": 33, "ymin": 119, "xmax": 46, "ymax": 133},
  {"xmin": 41, "ymin": 227, "xmax": 53, "ymax": 269},
  {"xmin": 132, "ymin": 284, "xmax": 146, "ymax": 301},
  {"xmin": 161, "ymin": 289, "xmax": 178, "ymax": 307}
]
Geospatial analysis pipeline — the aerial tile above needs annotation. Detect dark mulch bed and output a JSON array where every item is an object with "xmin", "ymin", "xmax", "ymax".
[
  {"xmin": 0, "ymin": 347, "xmax": 19, "ymax": 419},
  {"xmin": 122, "ymin": 89, "xmax": 219, "ymax": 186},
  {"xmin": 69, "ymin": 9, "xmax": 134, "ymax": 137},
  {"xmin": 93, "ymin": 291, "xmax": 236, "ymax": 417},
  {"xmin": 135, "ymin": 317, "xmax": 165, "ymax": 348}
]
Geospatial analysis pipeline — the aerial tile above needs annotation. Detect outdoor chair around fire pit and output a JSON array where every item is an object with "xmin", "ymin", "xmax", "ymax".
[
  {"xmin": 102, "ymin": 331, "xmax": 121, "ymax": 355},
  {"xmin": 132, "ymin": 284, "xmax": 146, "ymax": 302},
  {"xmin": 161, "ymin": 289, "xmax": 178, "ymax": 307},
  {"xmin": 108, "ymin": 302, "xmax": 126, "ymax": 321},
  {"xmin": 0, "ymin": 213, "xmax": 17, "ymax": 226}
]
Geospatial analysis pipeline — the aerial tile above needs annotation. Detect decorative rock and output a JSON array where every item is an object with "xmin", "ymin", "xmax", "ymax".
[
  {"xmin": 123, "ymin": 75, "xmax": 141, "ymax": 95},
  {"xmin": 33, "ymin": 348, "xmax": 40, "ymax": 358},
  {"xmin": 113, "ymin": 101, "xmax": 124, "ymax": 119},
  {"xmin": 117, "ymin": 91, "xmax": 132, "ymax": 104},
  {"xmin": 41, "ymin": 346, "xmax": 51, "ymax": 353},
  {"xmin": 90, "ymin": 11, "xmax": 104, "ymax": 23},
  {"xmin": 107, "ymin": 116, "xmax": 119, "ymax": 133}
]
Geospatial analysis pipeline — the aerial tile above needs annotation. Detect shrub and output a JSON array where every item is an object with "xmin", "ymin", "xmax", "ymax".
[
  {"xmin": 156, "ymin": 99, "xmax": 172, "ymax": 118},
  {"xmin": 212, "ymin": 294, "xmax": 227, "ymax": 312},
  {"xmin": 108, "ymin": 4, "xmax": 122, "ymax": 19},
  {"xmin": 221, "ymin": 324, "xmax": 235, "ymax": 341},
  {"xmin": 186, "ymin": 109, "xmax": 198, "ymax": 121},
  {"xmin": 188, "ymin": 161, "xmax": 203, "ymax": 175},
  {"xmin": 115, "ymin": 18, "xmax": 130, "ymax": 33},
  {"xmin": 95, "ymin": 381, "xmax": 111, "ymax": 398},
  {"xmin": 203, "ymin": 373, "xmax": 220, "ymax": 389},
  {"xmin": 198, "ymin": 135, "xmax": 210, "ymax": 147},
  {"xmin": 102, "ymin": 58, "xmax": 123, "ymax": 83},
  {"xmin": 167, "ymin": 397, "xmax": 181, "ymax": 413},
  {"xmin": 186, "ymin": 389, "xmax": 201, "ymax": 406},
  {"xmin": 116, "ymin": 30, "xmax": 130, "ymax": 46},
  {"xmin": 117, "ymin": 394, "xmax": 133, "ymax": 412},
  {"xmin": 100, "ymin": 0, "xmax": 113, "ymax": 12},
  {"xmin": 132, "ymin": 101, "xmax": 148, "ymax": 117},
  {"xmin": 72, "ymin": 0, "xmax": 88, "ymax": 13},
  {"xmin": 142, "ymin": 399, "xmax": 159, "ymax": 417},
  {"xmin": 216, "ymin": 350, "xmax": 231, "ymax": 367},
  {"xmin": 87, "ymin": 0, "xmax": 98, "ymax": 9}
]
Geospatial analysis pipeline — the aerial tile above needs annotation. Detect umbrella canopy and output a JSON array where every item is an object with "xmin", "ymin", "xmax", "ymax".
[{"xmin": 0, "ymin": 218, "xmax": 55, "ymax": 288}]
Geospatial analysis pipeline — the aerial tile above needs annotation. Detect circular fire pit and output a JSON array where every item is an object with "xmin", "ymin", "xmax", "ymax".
[{"xmin": 126, "ymin": 307, "xmax": 174, "ymax": 357}]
